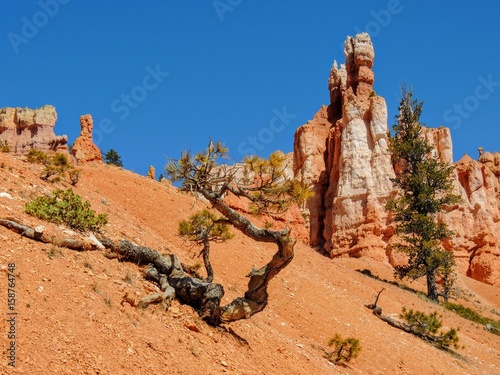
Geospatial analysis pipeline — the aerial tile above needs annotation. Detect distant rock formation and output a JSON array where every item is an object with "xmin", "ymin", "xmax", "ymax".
[
  {"xmin": 72, "ymin": 114, "xmax": 103, "ymax": 164},
  {"xmin": 0, "ymin": 105, "xmax": 68, "ymax": 154},
  {"xmin": 444, "ymin": 152, "xmax": 500, "ymax": 285},
  {"xmin": 147, "ymin": 165, "xmax": 156, "ymax": 179},
  {"xmin": 294, "ymin": 33, "xmax": 500, "ymax": 286}
]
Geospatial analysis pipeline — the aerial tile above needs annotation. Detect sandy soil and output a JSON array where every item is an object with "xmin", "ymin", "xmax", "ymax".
[{"xmin": 0, "ymin": 152, "xmax": 499, "ymax": 374}]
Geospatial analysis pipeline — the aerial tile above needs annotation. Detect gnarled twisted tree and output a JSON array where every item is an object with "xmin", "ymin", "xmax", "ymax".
[{"xmin": 166, "ymin": 141, "xmax": 313, "ymax": 324}]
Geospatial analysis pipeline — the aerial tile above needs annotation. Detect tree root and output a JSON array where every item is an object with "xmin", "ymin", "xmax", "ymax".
[
  {"xmin": 0, "ymin": 218, "xmax": 228, "ymax": 324},
  {"xmin": 1, "ymin": 217, "xmax": 293, "ymax": 326}
]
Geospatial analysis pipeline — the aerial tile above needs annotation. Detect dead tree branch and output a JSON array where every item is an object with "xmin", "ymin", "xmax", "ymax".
[{"xmin": 0, "ymin": 218, "xmax": 99, "ymax": 250}]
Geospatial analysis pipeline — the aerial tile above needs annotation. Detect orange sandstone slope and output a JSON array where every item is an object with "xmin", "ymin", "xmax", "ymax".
[{"xmin": 0, "ymin": 151, "xmax": 499, "ymax": 375}]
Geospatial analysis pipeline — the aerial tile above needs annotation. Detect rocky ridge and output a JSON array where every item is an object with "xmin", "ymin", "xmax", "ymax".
[
  {"xmin": 0, "ymin": 105, "xmax": 68, "ymax": 154},
  {"xmin": 294, "ymin": 33, "xmax": 500, "ymax": 286}
]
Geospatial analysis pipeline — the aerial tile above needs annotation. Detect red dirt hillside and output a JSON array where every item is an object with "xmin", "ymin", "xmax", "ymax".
[{"xmin": 0, "ymin": 151, "xmax": 499, "ymax": 374}]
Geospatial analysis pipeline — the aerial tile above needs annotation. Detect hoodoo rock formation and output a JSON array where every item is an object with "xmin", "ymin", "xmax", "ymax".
[
  {"xmin": 72, "ymin": 114, "xmax": 103, "ymax": 164},
  {"xmin": 0, "ymin": 105, "xmax": 68, "ymax": 154},
  {"xmin": 294, "ymin": 33, "xmax": 395, "ymax": 261},
  {"xmin": 294, "ymin": 33, "xmax": 500, "ymax": 286},
  {"xmin": 147, "ymin": 165, "xmax": 156, "ymax": 179}
]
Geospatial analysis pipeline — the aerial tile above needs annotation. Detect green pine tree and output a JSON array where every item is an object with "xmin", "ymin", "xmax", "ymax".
[
  {"xmin": 103, "ymin": 149, "xmax": 123, "ymax": 167},
  {"xmin": 387, "ymin": 87, "xmax": 460, "ymax": 302}
]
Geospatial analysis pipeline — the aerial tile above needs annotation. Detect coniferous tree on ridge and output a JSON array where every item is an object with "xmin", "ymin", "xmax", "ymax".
[{"xmin": 387, "ymin": 87, "xmax": 460, "ymax": 302}]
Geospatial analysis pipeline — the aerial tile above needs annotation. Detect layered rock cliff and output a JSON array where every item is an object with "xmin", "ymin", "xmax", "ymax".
[
  {"xmin": 0, "ymin": 105, "xmax": 68, "ymax": 154},
  {"xmin": 294, "ymin": 33, "xmax": 500, "ymax": 286}
]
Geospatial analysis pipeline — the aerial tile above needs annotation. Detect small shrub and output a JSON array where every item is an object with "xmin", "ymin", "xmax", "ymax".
[
  {"xmin": 325, "ymin": 334, "xmax": 361, "ymax": 364},
  {"xmin": 27, "ymin": 148, "xmax": 49, "ymax": 164},
  {"xmin": 40, "ymin": 153, "xmax": 71, "ymax": 182},
  {"xmin": 27, "ymin": 149, "xmax": 81, "ymax": 185},
  {"xmin": 0, "ymin": 140, "xmax": 10, "ymax": 152},
  {"xmin": 443, "ymin": 302, "xmax": 500, "ymax": 336},
  {"xmin": 40, "ymin": 164, "xmax": 61, "ymax": 181},
  {"xmin": 92, "ymin": 283, "xmax": 100, "ymax": 293},
  {"xmin": 123, "ymin": 271, "xmax": 134, "ymax": 285},
  {"xmin": 400, "ymin": 308, "xmax": 460, "ymax": 349},
  {"xmin": 52, "ymin": 153, "xmax": 70, "ymax": 167},
  {"xmin": 48, "ymin": 246, "xmax": 63, "ymax": 260},
  {"xmin": 25, "ymin": 189, "xmax": 108, "ymax": 231},
  {"xmin": 68, "ymin": 168, "xmax": 81, "ymax": 186}
]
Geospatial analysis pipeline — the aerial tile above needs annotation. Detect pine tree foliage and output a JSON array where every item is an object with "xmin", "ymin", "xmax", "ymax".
[
  {"xmin": 326, "ymin": 334, "xmax": 362, "ymax": 364},
  {"xmin": 400, "ymin": 308, "xmax": 460, "ymax": 349},
  {"xmin": 387, "ymin": 87, "xmax": 460, "ymax": 301},
  {"xmin": 104, "ymin": 149, "xmax": 123, "ymax": 167},
  {"xmin": 178, "ymin": 209, "xmax": 233, "ymax": 283},
  {"xmin": 178, "ymin": 209, "xmax": 233, "ymax": 243},
  {"xmin": 240, "ymin": 152, "xmax": 314, "ymax": 215},
  {"xmin": 166, "ymin": 140, "xmax": 312, "ymax": 216}
]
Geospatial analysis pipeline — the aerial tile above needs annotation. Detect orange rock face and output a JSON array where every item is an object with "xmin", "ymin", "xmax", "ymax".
[
  {"xmin": 444, "ymin": 154, "xmax": 500, "ymax": 285},
  {"xmin": 72, "ymin": 114, "xmax": 103, "ymax": 164},
  {"xmin": 295, "ymin": 33, "xmax": 395, "ymax": 259},
  {"xmin": 0, "ymin": 105, "xmax": 68, "ymax": 154},
  {"xmin": 293, "ymin": 33, "xmax": 500, "ymax": 286}
]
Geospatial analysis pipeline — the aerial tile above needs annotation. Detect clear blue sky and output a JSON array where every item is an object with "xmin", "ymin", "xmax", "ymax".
[{"xmin": 1, "ymin": 1, "xmax": 499, "ymax": 175}]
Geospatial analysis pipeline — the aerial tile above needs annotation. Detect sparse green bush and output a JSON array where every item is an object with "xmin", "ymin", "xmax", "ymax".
[
  {"xmin": 123, "ymin": 271, "xmax": 134, "ymax": 285},
  {"xmin": 0, "ymin": 140, "xmax": 10, "ymax": 152},
  {"xmin": 48, "ymin": 246, "xmax": 63, "ymax": 259},
  {"xmin": 68, "ymin": 168, "xmax": 81, "ymax": 186},
  {"xmin": 443, "ymin": 302, "xmax": 500, "ymax": 336},
  {"xmin": 400, "ymin": 308, "xmax": 460, "ymax": 349},
  {"xmin": 325, "ymin": 334, "xmax": 361, "ymax": 364},
  {"xmin": 52, "ymin": 153, "xmax": 70, "ymax": 168},
  {"xmin": 27, "ymin": 149, "xmax": 81, "ymax": 185},
  {"xmin": 25, "ymin": 188, "xmax": 108, "ymax": 231},
  {"xmin": 27, "ymin": 148, "xmax": 49, "ymax": 164}
]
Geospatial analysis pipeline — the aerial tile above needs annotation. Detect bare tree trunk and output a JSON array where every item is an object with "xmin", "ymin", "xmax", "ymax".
[
  {"xmin": 0, "ymin": 218, "xmax": 98, "ymax": 250},
  {"xmin": 201, "ymin": 239, "xmax": 214, "ymax": 283},
  {"xmin": 426, "ymin": 270, "xmax": 439, "ymax": 302}
]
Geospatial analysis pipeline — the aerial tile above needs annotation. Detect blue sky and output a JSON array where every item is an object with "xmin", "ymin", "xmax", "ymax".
[{"xmin": 1, "ymin": 1, "xmax": 499, "ymax": 175}]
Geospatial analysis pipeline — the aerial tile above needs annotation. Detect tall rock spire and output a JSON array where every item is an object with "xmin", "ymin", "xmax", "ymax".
[{"xmin": 72, "ymin": 114, "xmax": 103, "ymax": 164}]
